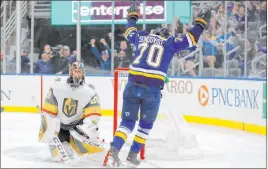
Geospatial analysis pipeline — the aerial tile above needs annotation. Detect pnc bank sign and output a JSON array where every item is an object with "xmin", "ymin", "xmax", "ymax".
[
  {"xmin": 198, "ymin": 85, "xmax": 259, "ymax": 109},
  {"xmin": 198, "ymin": 85, "xmax": 209, "ymax": 106}
]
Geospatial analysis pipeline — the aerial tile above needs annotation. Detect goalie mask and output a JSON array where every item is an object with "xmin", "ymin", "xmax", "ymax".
[
  {"xmin": 67, "ymin": 61, "xmax": 85, "ymax": 88},
  {"xmin": 154, "ymin": 27, "xmax": 170, "ymax": 39}
]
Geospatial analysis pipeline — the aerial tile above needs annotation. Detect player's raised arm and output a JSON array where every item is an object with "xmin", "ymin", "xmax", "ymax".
[
  {"xmin": 123, "ymin": 4, "xmax": 143, "ymax": 44},
  {"xmin": 172, "ymin": 10, "xmax": 211, "ymax": 51}
]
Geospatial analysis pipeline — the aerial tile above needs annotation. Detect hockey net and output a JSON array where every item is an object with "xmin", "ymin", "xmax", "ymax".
[{"xmin": 113, "ymin": 68, "xmax": 201, "ymax": 161}]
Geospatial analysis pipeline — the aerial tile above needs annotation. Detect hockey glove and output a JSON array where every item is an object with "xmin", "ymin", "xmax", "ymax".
[
  {"xmin": 164, "ymin": 76, "xmax": 169, "ymax": 83},
  {"xmin": 75, "ymin": 120, "xmax": 99, "ymax": 142},
  {"xmin": 194, "ymin": 10, "xmax": 211, "ymax": 29},
  {"xmin": 127, "ymin": 4, "xmax": 140, "ymax": 21}
]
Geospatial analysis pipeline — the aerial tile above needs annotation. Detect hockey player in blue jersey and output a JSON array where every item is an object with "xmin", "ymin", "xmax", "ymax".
[{"xmin": 103, "ymin": 4, "xmax": 211, "ymax": 168}]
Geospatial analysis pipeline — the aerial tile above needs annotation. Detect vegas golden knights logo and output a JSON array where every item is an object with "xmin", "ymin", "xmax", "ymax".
[{"xmin": 62, "ymin": 98, "xmax": 78, "ymax": 117}]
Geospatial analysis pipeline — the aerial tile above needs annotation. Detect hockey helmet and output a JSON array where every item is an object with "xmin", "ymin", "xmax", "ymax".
[
  {"xmin": 67, "ymin": 61, "xmax": 85, "ymax": 87},
  {"xmin": 153, "ymin": 27, "xmax": 170, "ymax": 39}
]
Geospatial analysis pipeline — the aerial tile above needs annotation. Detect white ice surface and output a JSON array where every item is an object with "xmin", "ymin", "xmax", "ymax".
[{"xmin": 1, "ymin": 113, "xmax": 266, "ymax": 168}]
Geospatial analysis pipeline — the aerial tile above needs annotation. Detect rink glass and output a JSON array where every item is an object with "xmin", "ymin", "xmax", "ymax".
[{"xmin": 0, "ymin": 1, "xmax": 266, "ymax": 79}]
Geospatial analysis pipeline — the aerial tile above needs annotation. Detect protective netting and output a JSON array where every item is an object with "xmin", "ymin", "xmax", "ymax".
[{"xmin": 114, "ymin": 69, "xmax": 201, "ymax": 160}]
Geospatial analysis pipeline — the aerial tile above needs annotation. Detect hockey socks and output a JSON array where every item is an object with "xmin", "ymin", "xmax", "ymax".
[
  {"xmin": 111, "ymin": 120, "xmax": 135, "ymax": 150},
  {"xmin": 111, "ymin": 120, "xmax": 153, "ymax": 154},
  {"xmin": 130, "ymin": 121, "xmax": 152, "ymax": 153}
]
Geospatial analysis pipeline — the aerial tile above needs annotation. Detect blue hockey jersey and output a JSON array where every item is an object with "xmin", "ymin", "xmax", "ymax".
[{"xmin": 124, "ymin": 19, "xmax": 204, "ymax": 88}]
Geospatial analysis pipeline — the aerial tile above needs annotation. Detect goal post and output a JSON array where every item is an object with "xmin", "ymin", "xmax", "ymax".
[{"xmin": 113, "ymin": 68, "xmax": 145, "ymax": 160}]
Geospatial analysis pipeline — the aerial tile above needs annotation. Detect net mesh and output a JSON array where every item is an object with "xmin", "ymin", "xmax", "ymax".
[{"xmin": 114, "ymin": 69, "xmax": 201, "ymax": 160}]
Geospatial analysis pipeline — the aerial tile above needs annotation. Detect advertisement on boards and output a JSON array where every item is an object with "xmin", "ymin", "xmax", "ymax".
[
  {"xmin": 262, "ymin": 83, "xmax": 267, "ymax": 119},
  {"xmin": 1, "ymin": 76, "xmax": 40, "ymax": 107},
  {"xmin": 165, "ymin": 79, "xmax": 193, "ymax": 95},
  {"xmin": 198, "ymin": 84, "xmax": 260, "ymax": 110},
  {"xmin": 195, "ymin": 79, "xmax": 265, "ymax": 125},
  {"xmin": 1, "ymin": 75, "xmax": 266, "ymax": 127}
]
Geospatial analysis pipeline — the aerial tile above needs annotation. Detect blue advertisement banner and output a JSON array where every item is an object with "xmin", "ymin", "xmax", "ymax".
[{"xmin": 51, "ymin": 1, "xmax": 191, "ymax": 25}]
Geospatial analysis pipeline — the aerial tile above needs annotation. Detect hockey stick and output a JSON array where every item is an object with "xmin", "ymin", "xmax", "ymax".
[
  {"xmin": 69, "ymin": 127, "xmax": 107, "ymax": 151},
  {"xmin": 36, "ymin": 105, "xmax": 70, "ymax": 164}
]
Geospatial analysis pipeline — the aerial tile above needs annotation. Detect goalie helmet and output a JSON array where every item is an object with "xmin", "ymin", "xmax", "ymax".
[
  {"xmin": 67, "ymin": 61, "xmax": 85, "ymax": 88},
  {"xmin": 153, "ymin": 27, "xmax": 170, "ymax": 39}
]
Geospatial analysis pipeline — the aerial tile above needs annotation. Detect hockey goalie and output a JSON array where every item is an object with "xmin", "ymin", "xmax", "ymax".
[{"xmin": 38, "ymin": 61, "xmax": 105, "ymax": 162}]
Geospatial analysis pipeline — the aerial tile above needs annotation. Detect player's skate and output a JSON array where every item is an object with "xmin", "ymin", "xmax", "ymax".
[
  {"xmin": 105, "ymin": 146, "xmax": 122, "ymax": 168},
  {"xmin": 126, "ymin": 151, "xmax": 140, "ymax": 168}
]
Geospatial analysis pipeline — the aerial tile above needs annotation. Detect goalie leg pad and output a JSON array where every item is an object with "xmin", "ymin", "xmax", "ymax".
[
  {"xmin": 48, "ymin": 141, "xmax": 73, "ymax": 162},
  {"xmin": 62, "ymin": 141, "xmax": 74, "ymax": 157},
  {"xmin": 48, "ymin": 144, "xmax": 62, "ymax": 162},
  {"xmin": 39, "ymin": 114, "xmax": 60, "ymax": 143},
  {"xmin": 69, "ymin": 129, "xmax": 105, "ymax": 156}
]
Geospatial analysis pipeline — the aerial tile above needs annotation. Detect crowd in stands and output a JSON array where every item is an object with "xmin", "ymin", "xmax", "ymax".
[
  {"xmin": 34, "ymin": 44, "xmax": 76, "ymax": 74},
  {"xmin": 173, "ymin": 1, "xmax": 267, "ymax": 77},
  {"xmin": 86, "ymin": 29, "xmax": 135, "ymax": 71},
  {"xmin": 1, "ymin": 1, "xmax": 266, "ymax": 78},
  {"xmin": 1, "ymin": 44, "xmax": 77, "ymax": 74}
]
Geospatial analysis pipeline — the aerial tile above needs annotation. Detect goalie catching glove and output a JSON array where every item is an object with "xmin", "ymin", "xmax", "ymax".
[
  {"xmin": 127, "ymin": 4, "xmax": 140, "ymax": 21},
  {"xmin": 72, "ymin": 118, "xmax": 99, "ymax": 142},
  {"xmin": 194, "ymin": 10, "xmax": 211, "ymax": 29}
]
